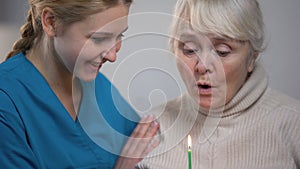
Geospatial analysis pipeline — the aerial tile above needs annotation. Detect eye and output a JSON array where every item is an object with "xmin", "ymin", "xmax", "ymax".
[
  {"xmin": 180, "ymin": 42, "xmax": 199, "ymax": 57},
  {"xmin": 117, "ymin": 33, "xmax": 125, "ymax": 40},
  {"xmin": 215, "ymin": 44, "xmax": 231, "ymax": 57},
  {"xmin": 91, "ymin": 37, "xmax": 110, "ymax": 44},
  {"xmin": 216, "ymin": 50, "xmax": 230, "ymax": 57}
]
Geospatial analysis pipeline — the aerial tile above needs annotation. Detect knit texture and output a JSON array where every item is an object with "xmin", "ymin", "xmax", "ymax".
[{"xmin": 137, "ymin": 64, "xmax": 300, "ymax": 169}]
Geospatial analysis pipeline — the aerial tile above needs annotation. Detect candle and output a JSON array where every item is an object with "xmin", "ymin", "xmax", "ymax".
[{"xmin": 188, "ymin": 135, "xmax": 192, "ymax": 169}]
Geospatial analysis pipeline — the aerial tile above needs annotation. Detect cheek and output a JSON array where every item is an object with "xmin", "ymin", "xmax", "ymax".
[
  {"xmin": 176, "ymin": 56, "xmax": 198, "ymax": 97},
  {"xmin": 79, "ymin": 42, "xmax": 103, "ymax": 59},
  {"xmin": 223, "ymin": 62, "xmax": 248, "ymax": 102},
  {"xmin": 54, "ymin": 38, "xmax": 81, "ymax": 71},
  {"xmin": 81, "ymin": 39, "xmax": 117, "ymax": 60},
  {"xmin": 176, "ymin": 56, "xmax": 195, "ymax": 79}
]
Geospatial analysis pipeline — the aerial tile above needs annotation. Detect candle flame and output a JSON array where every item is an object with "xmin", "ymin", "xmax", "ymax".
[{"xmin": 188, "ymin": 135, "xmax": 192, "ymax": 149}]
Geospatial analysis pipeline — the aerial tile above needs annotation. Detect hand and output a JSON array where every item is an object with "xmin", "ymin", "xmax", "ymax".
[{"xmin": 114, "ymin": 115, "xmax": 160, "ymax": 169}]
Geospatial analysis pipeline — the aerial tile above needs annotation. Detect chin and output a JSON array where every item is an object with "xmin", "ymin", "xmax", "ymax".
[
  {"xmin": 199, "ymin": 102, "xmax": 212, "ymax": 110},
  {"xmin": 199, "ymin": 98, "xmax": 227, "ymax": 111},
  {"xmin": 76, "ymin": 72, "xmax": 98, "ymax": 82}
]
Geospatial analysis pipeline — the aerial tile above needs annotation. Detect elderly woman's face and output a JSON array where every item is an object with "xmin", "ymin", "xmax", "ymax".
[{"xmin": 175, "ymin": 29, "xmax": 256, "ymax": 110}]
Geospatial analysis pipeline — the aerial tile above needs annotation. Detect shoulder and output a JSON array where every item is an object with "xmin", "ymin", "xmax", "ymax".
[
  {"xmin": 94, "ymin": 73, "xmax": 139, "ymax": 131},
  {"xmin": 94, "ymin": 72, "xmax": 124, "ymax": 104},
  {"xmin": 0, "ymin": 53, "xmax": 30, "ymax": 90},
  {"xmin": 95, "ymin": 72, "xmax": 113, "ymax": 87},
  {"xmin": 0, "ymin": 54, "xmax": 43, "ymax": 103},
  {"xmin": 264, "ymin": 89, "xmax": 300, "ymax": 159},
  {"xmin": 146, "ymin": 94, "xmax": 197, "ymax": 138},
  {"xmin": 94, "ymin": 73, "xmax": 120, "ymax": 101},
  {"xmin": 0, "ymin": 70, "xmax": 22, "ymax": 97},
  {"xmin": 259, "ymin": 88, "xmax": 300, "ymax": 139},
  {"xmin": 0, "ymin": 53, "xmax": 26, "ymax": 76},
  {"xmin": 263, "ymin": 88, "xmax": 300, "ymax": 114},
  {"xmin": 148, "ymin": 94, "xmax": 197, "ymax": 121},
  {"xmin": 257, "ymin": 88, "xmax": 300, "ymax": 128},
  {"xmin": 146, "ymin": 95, "xmax": 183, "ymax": 122}
]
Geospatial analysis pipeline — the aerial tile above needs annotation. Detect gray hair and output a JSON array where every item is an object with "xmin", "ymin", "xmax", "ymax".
[{"xmin": 169, "ymin": 0, "xmax": 265, "ymax": 53}]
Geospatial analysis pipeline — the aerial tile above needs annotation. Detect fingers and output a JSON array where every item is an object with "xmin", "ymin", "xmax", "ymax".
[
  {"xmin": 130, "ymin": 115, "xmax": 156, "ymax": 138},
  {"xmin": 141, "ymin": 137, "xmax": 160, "ymax": 157},
  {"xmin": 144, "ymin": 120, "xmax": 160, "ymax": 138},
  {"xmin": 115, "ymin": 115, "xmax": 160, "ymax": 169},
  {"xmin": 120, "ymin": 115, "xmax": 160, "ymax": 159},
  {"xmin": 139, "ymin": 119, "xmax": 160, "ymax": 157},
  {"xmin": 121, "ymin": 115, "xmax": 154, "ymax": 154}
]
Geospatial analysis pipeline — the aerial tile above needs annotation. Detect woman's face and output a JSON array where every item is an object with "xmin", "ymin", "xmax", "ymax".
[
  {"xmin": 175, "ymin": 29, "xmax": 256, "ymax": 110},
  {"xmin": 54, "ymin": 5, "xmax": 129, "ymax": 81}
]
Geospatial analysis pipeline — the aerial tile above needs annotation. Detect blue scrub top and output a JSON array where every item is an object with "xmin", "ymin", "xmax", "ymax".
[{"xmin": 0, "ymin": 53, "xmax": 139, "ymax": 169}]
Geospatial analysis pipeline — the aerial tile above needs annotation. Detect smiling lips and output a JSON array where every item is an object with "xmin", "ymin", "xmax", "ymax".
[
  {"xmin": 89, "ymin": 59, "xmax": 106, "ymax": 71},
  {"xmin": 89, "ymin": 61, "xmax": 101, "ymax": 70},
  {"xmin": 90, "ymin": 61, "xmax": 101, "ymax": 67}
]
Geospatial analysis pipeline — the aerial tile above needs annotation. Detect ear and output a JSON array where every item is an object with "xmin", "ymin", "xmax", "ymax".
[
  {"xmin": 247, "ymin": 52, "xmax": 259, "ymax": 73},
  {"xmin": 41, "ymin": 7, "xmax": 56, "ymax": 37}
]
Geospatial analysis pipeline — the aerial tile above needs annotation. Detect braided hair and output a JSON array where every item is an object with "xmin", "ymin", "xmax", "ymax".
[{"xmin": 5, "ymin": 0, "xmax": 133, "ymax": 60}]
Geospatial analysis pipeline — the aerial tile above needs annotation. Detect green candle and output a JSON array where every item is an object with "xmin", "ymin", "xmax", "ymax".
[{"xmin": 188, "ymin": 135, "xmax": 192, "ymax": 169}]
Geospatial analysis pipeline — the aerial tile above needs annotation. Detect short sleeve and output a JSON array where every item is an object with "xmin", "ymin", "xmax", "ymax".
[{"xmin": 0, "ymin": 89, "xmax": 40, "ymax": 168}]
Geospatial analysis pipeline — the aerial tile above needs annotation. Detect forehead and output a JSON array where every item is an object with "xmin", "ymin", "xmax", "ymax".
[
  {"xmin": 178, "ymin": 28, "xmax": 245, "ymax": 47},
  {"xmin": 76, "ymin": 5, "xmax": 129, "ymax": 34}
]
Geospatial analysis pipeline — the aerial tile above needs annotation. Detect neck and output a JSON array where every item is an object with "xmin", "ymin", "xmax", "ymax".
[
  {"xmin": 27, "ymin": 39, "xmax": 80, "ymax": 120},
  {"xmin": 29, "ymin": 49, "xmax": 72, "ymax": 87}
]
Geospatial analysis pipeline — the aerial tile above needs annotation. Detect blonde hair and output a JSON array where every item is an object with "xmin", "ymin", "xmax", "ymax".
[
  {"xmin": 6, "ymin": 0, "xmax": 132, "ymax": 60},
  {"xmin": 169, "ymin": 0, "xmax": 265, "ymax": 53}
]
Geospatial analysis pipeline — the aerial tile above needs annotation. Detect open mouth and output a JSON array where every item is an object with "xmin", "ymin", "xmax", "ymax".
[
  {"xmin": 197, "ymin": 82, "xmax": 212, "ymax": 89},
  {"xmin": 197, "ymin": 82, "xmax": 213, "ymax": 95},
  {"xmin": 198, "ymin": 84, "xmax": 211, "ymax": 89}
]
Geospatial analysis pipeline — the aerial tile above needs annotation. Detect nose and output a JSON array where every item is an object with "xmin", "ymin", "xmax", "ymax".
[
  {"xmin": 103, "ymin": 46, "xmax": 117, "ymax": 62},
  {"xmin": 195, "ymin": 52, "xmax": 210, "ymax": 74},
  {"xmin": 102, "ymin": 40, "xmax": 122, "ymax": 63},
  {"xmin": 195, "ymin": 60, "xmax": 208, "ymax": 74}
]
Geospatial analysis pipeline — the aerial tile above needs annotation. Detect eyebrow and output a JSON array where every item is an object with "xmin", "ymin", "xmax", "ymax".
[
  {"xmin": 179, "ymin": 33, "xmax": 199, "ymax": 42},
  {"xmin": 208, "ymin": 34, "xmax": 232, "ymax": 42},
  {"xmin": 212, "ymin": 36, "xmax": 248, "ymax": 48},
  {"xmin": 178, "ymin": 32, "xmax": 245, "ymax": 48},
  {"xmin": 210, "ymin": 35, "xmax": 247, "ymax": 44},
  {"xmin": 89, "ymin": 27, "xmax": 129, "ymax": 37}
]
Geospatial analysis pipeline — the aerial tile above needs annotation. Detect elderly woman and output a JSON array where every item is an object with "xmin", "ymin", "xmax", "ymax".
[{"xmin": 137, "ymin": 0, "xmax": 300, "ymax": 168}]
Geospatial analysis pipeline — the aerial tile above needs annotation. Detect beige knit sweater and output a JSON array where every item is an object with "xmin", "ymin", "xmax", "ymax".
[{"xmin": 137, "ymin": 65, "xmax": 300, "ymax": 169}]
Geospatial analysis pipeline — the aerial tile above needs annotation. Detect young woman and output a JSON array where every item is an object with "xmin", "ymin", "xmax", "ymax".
[
  {"xmin": 0, "ymin": 0, "xmax": 159, "ymax": 168},
  {"xmin": 138, "ymin": 0, "xmax": 300, "ymax": 168}
]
